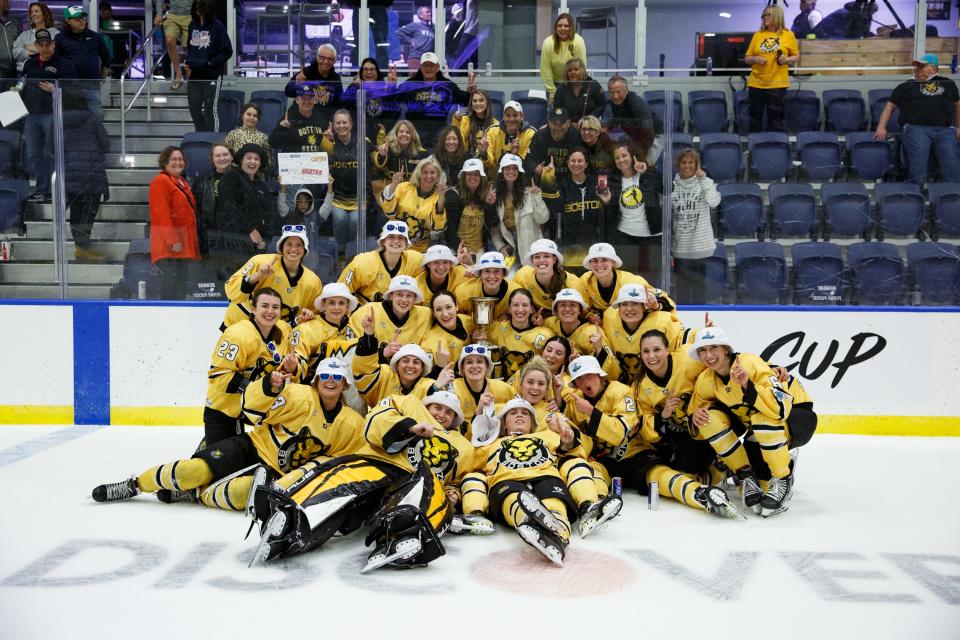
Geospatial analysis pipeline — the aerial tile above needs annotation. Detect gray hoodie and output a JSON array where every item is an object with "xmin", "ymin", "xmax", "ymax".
[
  {"xmin": 0, "ymin": 13, "xmax": 18, "ymax": 76},
  {"xmin": 671, "ymin": 173, "xmax": 720, "ymax": 260}
]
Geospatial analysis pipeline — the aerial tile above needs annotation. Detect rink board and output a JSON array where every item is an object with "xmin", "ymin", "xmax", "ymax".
[{"xmin": 0, "ymin": 300, "xmax": 958, "ymax": 435}]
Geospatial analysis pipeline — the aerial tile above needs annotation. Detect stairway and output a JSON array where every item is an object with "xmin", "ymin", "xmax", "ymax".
[{"xmin": 0, "ymin": 83, "xmax": 194, "ymax": 299}]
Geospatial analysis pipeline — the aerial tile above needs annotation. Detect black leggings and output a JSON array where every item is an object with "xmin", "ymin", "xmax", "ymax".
[{"xmin": 748, "ymin": 87, "xmax": 786, "ymax": 133}]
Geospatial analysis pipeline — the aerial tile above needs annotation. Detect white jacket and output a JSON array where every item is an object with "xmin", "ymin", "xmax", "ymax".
[
  {"xmin": 489, "ymin": 187, "xmax": 550, "ymax": 261},
  {"xmin": 671, "ymin": 174, "xmax": 720, "ymax": 260}
]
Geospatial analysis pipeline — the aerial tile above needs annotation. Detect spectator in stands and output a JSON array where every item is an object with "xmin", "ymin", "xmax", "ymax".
[
  {"xmin": 193, "ymin": 142, "xmax": 246, "ymax": 280},
  {"xmin": 18, "ymin": 28, "xmax": 77, "ymax": 204},
  {"xmin": 539, "ymin": 13, "xmax": 586, "ymax": 103},
  {"xmin": 219, "ymin": 143, "xmax": 272, "ymax": 255},
  {"xmin": 444, "ymin": 157, "xmax": 490, "ymax": 255},
  {"xmin": 452, "ymin": 88, "xmax": 497, "ymax": 155},
  {"xmin": 270, "ymin": 85, "xmax": 328, "ymax": 155},
  {"xmin": 344, "ymin": 0, "xmax": 392, "ymax": 69},
  {"xmin": 381, "ymin": 155, "xmax": 448, "ymax": 252},
  {"xmin": 477, "ymin": 100, "xmax": 536, "ymax": 177},
  {"xmin": 63, "ymin": 97, "xmax": 110, "ymax": 263},
  {"xmin": 397, "ymin": 5, "xmax": 435, "ymax": 72},
  {"xmin": 791, "ymin": 0, "xmax": 822, "ymax": 39},
  {"xmin": 225, "ymin": 103, "xmax": 272, "ymax": 172},
  {"xmin": 487, "ymin": 154, "xmax": 548, "ymax": 261},
  {"xmin": 578, "ymin": 115, "xmax": 614, "ymax": 175},
  {"xmin": 185, "ymin": 0, "xmax": 232, "ymax": 132},
  {"xmin": 149, "ymin": 146, "xmax": 201, "ymax": 299},
  {"xmin": 874, "ymin": 53, "xmax": 960, "ymax": 186},
  {"xmin": 744, "ymin": 4, "xmax": 798, "ymax": 133},
  {"xmin": 13, "ymin": 2, "xmax": 57, "ymax": 74},
  {"xmin": 671, "ymin": 149, "xmax": 720, "ymax": 305},
  {"xmin": 342, "ymin": 57, "xmax": 398, "ymax": 146},
  {"xmin": 608, "ymin": 141, "xmax": 661, "ymax": 279},
  {"xmin": 603, "ymin": 75, "xmax": 654, "ymax": 156},
  {"xmin": 0, "ymin": 0, "xmax": 16, "ymax": 83},
  {"xmin": 433, "ymin": 125, "xmax": 468, "ymax": 184},
  {"xmin": 320, "ymin": 108, "xmax": 373, "ymax": 263},
  {"xmin": 285, "ymin": 44, "xmax": 343, "ymax": 128},
  {"xmin": 154, "ymin": 0, "xmax": 192, "ymax": 89},
  {"xmin": 552, "ymin": 58, "xmax": 604, "ymax": 123},
  {"xmin": 540, "ymin": 147, "xmax": 612, "ymax": 248},
  {"xmin": 523, "ymin": 106, "xmax": 580, "ymax": 183},
  {"xmin": 400, "ymin": 52, "xmax": 474, "ymax": 148},
  {"xmin": 372, "ymin": 119, "xmax": 427, "ymax": 212},
  {"xmin": 56, "ymin": 5, "xmax": 110, "ymax": 112}
]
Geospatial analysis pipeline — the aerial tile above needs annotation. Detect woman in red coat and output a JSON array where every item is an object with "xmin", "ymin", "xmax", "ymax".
[{"xmin": 149, "ymin": 146, "xmax": 201, "ymax": 299}]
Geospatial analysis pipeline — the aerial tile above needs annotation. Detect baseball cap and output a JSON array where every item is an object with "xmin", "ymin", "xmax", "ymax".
[
  {"xmin": 548, "ymin": 107, "xmax": 571, "ymax": 123},
  {"xmin": 913, "ymin": 53, "xmax": 939, "ymax": 67},
  {"xmin": 503, "ymin": 100, "xmax": 523, "ymax": 114},
  {"xmin": 421, "ymin": 52, "xmax": 440, "ymax": 65},
  {"xmin": 34, "ymin": 29, "xmax": 53, "ymax": 43},
  {"xmin": 295, "ymin": 84, "xmax": 316, "ymax": 97},
  {"xmin": 64, "ymin": 5, "xmax": 87, "ymax": 18}
]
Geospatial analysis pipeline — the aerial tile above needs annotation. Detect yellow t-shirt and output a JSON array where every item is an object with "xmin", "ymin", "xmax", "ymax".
[{"xmin": 746, "ymin": 29, "xmax": 798, "ymax": 90}]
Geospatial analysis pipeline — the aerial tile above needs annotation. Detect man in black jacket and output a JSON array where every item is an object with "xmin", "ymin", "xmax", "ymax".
[
  {"xmin": 284, "ymin": 44, "xmax": 342, "ymax": 128},
  {"xmin": 523, "ymin": 106, "xmax": 580, "ymax": 183},
  {"xmin": 603, "ymin": 76, "xmax": 655, "ymax": 157},
  {"xmin": 399, "ymin": 51, "xmax": 474, "ymax": 147},
  {"xmin": 54, "ymin": 5, "xmax": 110, "ymax": 112}
]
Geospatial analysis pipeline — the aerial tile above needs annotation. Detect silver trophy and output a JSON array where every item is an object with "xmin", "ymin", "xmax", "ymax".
[{"xmin": 469, "ymin": 296, "xmax": 498, "ymax": 345}]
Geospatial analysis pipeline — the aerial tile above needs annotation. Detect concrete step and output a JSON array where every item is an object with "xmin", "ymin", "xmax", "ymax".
[
  {"xmin": 105, "ymin": 122, "xmax": 195, "ymax": 137},
  {"xmin": 25, "ymin": 220, "xmax": 146, "ymax": 241},
  {"xmin": 102, "ymin": 108, "xmax": 194, "ymax": 123},
  {"xmin": 27, "ymin": 203, "xmax": 149, "ymax": 222},
  {"xmin": 109, "ymin": 92, "xmax": 191, "ymax": 109},
  {"xmin": 30, "ymin": 185, "xmax": 149, "ymax": 204},
  {"xmin": 106, "ymin": 153, "xmax": 164, "ymax": 167},
  {"xmin": 0, "ymin": 283, "xmax": 114, "ymax": 299},
  {"xmin": 105, "ymin": 168, "xmax": 158, "ymax": 185},
  {"xmin": 108, "ymin": 137, "xmax": 185, "ymax": 153},
  {"xmin": 7, "ymin": 239, "xmax": 131, "ymax": 261},
  {"xmin": 0, "ymin": 262, "xmax": 123, "ymax": 284}
]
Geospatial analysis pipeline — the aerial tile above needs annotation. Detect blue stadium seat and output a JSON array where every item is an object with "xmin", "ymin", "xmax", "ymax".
[
  {"xmin": 699, "ymin": 133, "xmax": 742, "ymax": 183},
  {"xmin": 821, "ymin": 182, "xmax": 873, "ymax": 240},
  {"xmin": 868, "ymin": 88, "xmax": 899, "ymax": 134},
  {"xmin": 0, "ymin": 178, "xmax": 28, "ymax": 232},
  {"xmin": 733, "ymin": 89, "xmax": 751, "ymax": 135},
  {"xmin": 769, "ymin": 183, "xmax": 818, "ymax": 239},
  {"xmin": 643, "ymin": 90, "xmax": 683, "ymax": 133},
  {"xmin": 180, "ymin": 131, "xmax": 223, "ymax": 182},
  {"xmin": 0, "ymin": 129, "xmax": 22, "ymax": 178},
  {"xmin": 784, "ymin": 89, "xmax": 821, "ymax": 133},
  {"xmin": 250, "ymin": 90, "xmax": 287, "ymax": 134},
  {"xmin": 747, "ymin": 132, "xmax": 792, "ymax": 181},
  {"xmin": 654, "ymin": 133, "xmax": 694, "ymax": 174},
  {"xmin": 847, "ymin": 241, "xmax": 904, "ymax": 305},
  {"xmin": 510, "ymin": 91, "xmax": 548, "ymax": 129},
  {"xmin": 791, "ymin": 241, "xmax": 845, "ymax": 305},
  {"xmin": 845, "ymin": 131, "xmax": 893, "ymax": 180},
  {"xmin": 485, "ymin": 90, "xmax": 505, "ymax": 120},
  {"xmin": 122, "ymin": 238, "xmax": 162, "ymax": 299},
  {"xmin": 688, "ymin": 90, "xmax": 728, "ymax": 134},
  {"xmin": 906, "ymin": 242, "xmax": 960, "ymax": 305},
  {"xmin": 928, "ymin": 182, "xmax": 960, "ymax": 238},
  {"xmin": 310, "ymin": 236, "xmax": 338, "ymax": 284},
  {"xmin": 823, "ymin": 89, "xmax": 866, "ymax": 133},
  {"xmin": 704, "ymin": 241, "xmax": 730, "ymax": 303},
  {"xmin": 217, "ymin": 89, "xmax": 245, "ymax": 133},
  {"xmin": 735, "ymin": 241, "xmax": 786, "ymax": 304},
  {"xmin": 875, "ymin": 182, "xmax": 925, "ymax": 239},
  {"xmin": 717, "ymin": 183, "xmax": 765, "ymax": 240},
  {"xmin": 797, "ymin": 131, "xmax": 842, "ymax": 181}
]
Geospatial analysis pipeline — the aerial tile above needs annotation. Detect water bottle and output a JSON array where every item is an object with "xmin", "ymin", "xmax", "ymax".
[
  {"xmin": 706, "ymin": 56, "xmax": 713, "ymax": 76},
  {"xmin": 138, "ymin": 280, "xmax": 147, "ymax": 300},
  {"xmin": 952, "ymin": 53, "xmax": 958, "ymax": 75}
]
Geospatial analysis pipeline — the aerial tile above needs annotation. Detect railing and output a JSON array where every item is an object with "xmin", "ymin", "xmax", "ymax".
[{"xmin": 119, "ymin": 23, "xmax": 166, "ymax": 159}]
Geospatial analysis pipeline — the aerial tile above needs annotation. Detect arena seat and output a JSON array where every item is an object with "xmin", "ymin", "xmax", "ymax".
[
  {"xmin": 733, "ymin": 89, "xmax": 751, "ymax": 135},
  {"xmin": 769, "ymin": 182, "xmax": 818, "ymax": 239},
  {"xmin": 927, "ymin": 183, "xmax": 960, "ymax": 238},
  {"xmin": 796, "ymin": 131, "xmax": 842, "ymax": 181},
  {"xmin": 847, "ymin": 241, "xmax": 904, "ymax": 305},
  {"xmin": 688, "ymin": 90, "xmax": 728, "ymax": 134},
  {"xmin": 250, "ymin": 90, "xmax": 287, "ymax": 134},
  {"xmin": 643, "ymin": 90, "xmax": 683, "ymax": 133},
  {"xmin": 217, "ymin": 89, "xmax": 246, "ymax": 133},
  {"xmin": 906, "ymin": 242, "xmax": 960, "ymax": 305},
  {"xmin": 784, "ymin": 89, "xmax": 821, "ymax": 133},
  {"xmin": 485, "ymin": 90, "xmax": 505, "ymax": 120},
  {"xmin": 704, "ymin": 241, "xmax": 730, "ymax": 303},
  {"xmin": 654, "ymin": 133, "xmax": 693, "ymax": 174},
  {"xmin": 180, "ymin": 131, "xmax": 224, "ymax": 182},
  {"xmin": 821, "ymin": 182, "xmax": 873, "ymax": 240},
  {"xmin": 868, "ymin": 88, "xmax": 899, "ymax": 133},
  {"xmin": 735, "ymin": 241, "xmax": 787, "ymax": 304},
  {"xmin": 875, "ymin": 182, "xmax": 925, "ymax": 239},
  {"xmin": 845, "ymin": 131, "xmax": 894, "ymax": 181},
  {"xmin": 0, "ymin": 129, "xmax": 22, "ymax": 178},
  {"xmin": 717, "ymin": 183, "xmax": 765, "ymax": 240},
  {"xmin": 791, "ymin": 241, "xmax": 845, "ymax": 305},
  {"xmin": 747, "ymin": 132, "xmax": 792, "ymax": 181},
  {"xmin": 699, "ymin": 132, "xmax": 742, "ymax": 183},
  {"xmin": 823, "ymin": 89, "xmax": 866, "ymax": 133},
  {"xmin": 0, "ymin": 178, "xmax": 28, "ymax": 232},
  {"xmin": 510, "ymin": 91, "xmax": 548, "ymax": 129}
]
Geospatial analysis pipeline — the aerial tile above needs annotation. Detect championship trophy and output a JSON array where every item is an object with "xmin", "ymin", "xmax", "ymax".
[{"xmin": 469, "ymin": 296, "xmax": 498, "ymax": 344}]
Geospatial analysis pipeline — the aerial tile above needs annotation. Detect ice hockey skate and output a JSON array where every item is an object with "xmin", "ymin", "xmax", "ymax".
[
  {"xmin": 449, "ymin": 512, "xmax": 495, "ymax": 535},
  {"xmin": 694, "ymin": 485, "xmax": 747, "ymax": 520},
  {"xmin": 248, "ymin": 510, "xmax": 287, "ymax": 567},
  {"xmin": 516, "ymin": 522, "xmax": 566, "ymax": 566},
  {"xmin": 734, "ymin": 467, "xmax": 763, "ymax": 513},
  {"xmin": 578, "ymin": 494, "xmax": 624, "ymax": 538},
  {"xmin": 361, "ymin": 536, "xmax": 423, "ymax": 573},
  {"xmin": 517, "ymin": 490, "xmax": 568, "ymax": 538},
  {"xmin": 761, "ymin": 474, "xmax": 794, "ymax": 518},
  {"xmin": 91, "ymin": 477, "xmax": 140, "ymax": 503},
  {"xmin": 156, "ymin": 489, "xmax": 197, "ymax": 504}
]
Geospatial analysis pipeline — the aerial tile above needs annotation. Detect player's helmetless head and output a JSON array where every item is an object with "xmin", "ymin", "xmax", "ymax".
[
  {"xmin": 427, "ymin": 403, "xmax": 456, "ymax": 429},
  {"xmin": 619, "ymin": 299, "xmax": 644, "ymax": 323},
  {"xmin": 520, "ymin": 368, "xmax": 548, "ymax": 404},
  {"xmin": 280, "ymin": 236, "xmax": 305, "ymax": 263},
  {"xmin": 252, "ymin": 289, "xmax": 283, "ymax": 327},
  {"xmin": 321, "ymin": 296, "xmax": 351, "ymax": 321},
  {"xmin": 588, "ymin": 256, "xmax": 615, "ymax": 277},
  {"xmin": 573, "ymin": 372, "xmax": 604, "ymax": 399},
  {"xmin": 461, "ymin": 354, "xmax": 488, "ymax": 380},
  {"xmin": 554, "ymin": 300, "xmax": 582, "ymax": 323},
  {"xmin": 698, "ymin": 344, "xmax": 732, "ymax": 372},
  {"xmin": 389, "ymin": 289, "xmax": 417, "ymax": 314},
  {"xmin": 540, "ymin": 337, "xmax": 569, "ymax": 373},
  {"xmin": 502, "ymin": 407, "xmax": 534, "ymax": 436},
  {"xmin": 431, "ymin": 293, "xmax": 458, "ymax": 328},
  {"xmin": 640, "ymin": 331, "xmax": 670, "ymax": 373},
  {"xmin": 479, "ymin": 267, "xmax": 505, "ymax": 290},
  {"xmin": 395, "ymin": 355, "xmax": 424, "ymax": 384},
  {"xmin": 508, "ymin": 290, "xmax": 534, "ymax": 323}
]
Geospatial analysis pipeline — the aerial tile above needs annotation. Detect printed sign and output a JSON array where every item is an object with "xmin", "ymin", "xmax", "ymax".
[{"xmin": 278, "ymin": 152, "xmax": 329, "ymax": 185}]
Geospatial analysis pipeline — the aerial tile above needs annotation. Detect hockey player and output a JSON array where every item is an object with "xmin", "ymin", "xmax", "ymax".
[
  {"xmin": 338, "ymin": 221, "xmax": 424, "ymax": 305},
  {"xmin": 446, "ymin": 343, "xmax": 516, "ymax": 436},
  {"xmin": 348, "ymin": 275, "xmax": 434, "ymax": 362},
  {"xmin": 92, "ymin": 358, "xmax": 364, "ymax": 509},
  {"xmin": 544, "ymin": 288, "xmax": 618, "ymax": 378},
  {"xmin": 222, "ymin": 225, "xmax": 323, "ymax": 330},
  {"xmin": 453, "ymin": 251, "xmax": 519, "ymax": 320},
  {"xmin": 511, "ymin": 239, "xmax": 589, "ymax": 313},
  {"xmin": 418, "ymin": 290, "xmax": 479, "ymax": 372},
  {"xmin": 487, "ymin": 288, "xmax": 554, "ymax": 381},
  {"xmin": 687, "ymin": 327, "xmax": 817, "ymax": 517},
  {"xmin": 291, "ymin": 283, "xmax": 359, "ymax": 381},
  {"xmin": 415, "ymin": 244, "xmax": 471, "ymax": 307},
  {"xmin": 579, "ymin": 242, "xmax": 674, "ymax": 313}
]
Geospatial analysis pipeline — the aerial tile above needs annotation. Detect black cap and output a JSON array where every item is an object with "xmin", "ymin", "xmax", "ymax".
[
  {"xmin": 548, "ymin": 106, "xmax": 570, "ymax": 123},
  {"xmin": 35, "ymin": 29, "xmax": 53, "ymax": 43}
]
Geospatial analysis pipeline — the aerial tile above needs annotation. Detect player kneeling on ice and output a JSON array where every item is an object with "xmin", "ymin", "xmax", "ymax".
[
  {"xmin": 246, "ymin": 391, "xmax": 473, "ymax": 572},
  {"xmin": 469, "ymin": 398, "xmax": 591, "ymax": 566},
  {"xmin": 91, "ymin": 358, "xmax": 364, "ymax": 509},
  {"xmin": 687, "ymin": 328, "xmax": 817, "ymax": 517}
]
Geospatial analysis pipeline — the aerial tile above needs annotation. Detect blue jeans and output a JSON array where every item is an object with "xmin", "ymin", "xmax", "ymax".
[
  {"xmin": 900, "ymin": 123, "xmax": 960, "ymax": 185},
  {"xmin": 82, "ymin": 84, "xmax": 102, "ymax": 113},
  {"xmin": 331, "ymin": 206, "xmax": 358, "ymax": 252},
  {"xmin": 25, "ymin": 113, "xmax": 52, "ymax": 195}
]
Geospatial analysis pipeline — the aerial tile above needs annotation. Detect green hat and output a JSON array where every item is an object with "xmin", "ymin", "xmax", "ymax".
[{"xmin": 64, "ymin": 5, "xmax": 87, "ymax": 18}]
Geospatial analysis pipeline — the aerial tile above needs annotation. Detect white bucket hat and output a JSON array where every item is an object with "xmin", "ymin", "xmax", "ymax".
[
  {"xmin": 389, "ymin": 343, "xmax": 433, "ymax": 372},
  {"xmin": 476, "ymin": 251, "xmax": 508, "ymax": 272},
  {"xmin": 423, "ymin": 390, "xmax": 464, "ymax": 428},
  {"xmin": 459, "ymin": 158, "xmax": 486, "ymax": 177},
  {"xmin": 551, "ymin": 287, "xmax": 587, "ymax": 314},
  {"xmin": 567, "ymin": 355, "xmax": 607, "ymax": 385},
  {"xmin": 503, "ymin": 100, "xmax": 524, "ymax": 114},
  {"xmin": 384, "ymin": 275, "xmax": 424, "ymax": 304},
  {"xmin": 688, "ymin": 327, "xmax": 734, "ymax": 362},
  {"xmin": 276, "ymin": 224, "xmax": 310, "ymax": 255},
  {"xmin": 611, "ymin": 283, "xmax": 648, "ymax": 308},
  {"xmin": 497, "ymin": 396, "xmax": 536, "ymax": 420},
  {"xmin": 422, "ymin": 244, "xmax": 458, "ymax": 266},
  {"xmin": 524, "ymin": 238, "xmax": 564, "ymax": 268},
  {"xmin": 457, "ymin": 343, "xmax": 495, "ymax": 373},
  {"xmin": 314, "ymin": 282, "xmax": 359, "ymax": 313},
  {"xmin": 312, "ymin": 357, "xmax": 354, "ymax": 386},
  {"xmin": 582, "ymin": 242, "xmax": 623, "ymax": 270},
  {"xmin": 498, "ymin": 153, "xmax": 524, "ymax": 173},
  {"xmin": 378, "ymin": 220, "xmax": 411, "ymax": 246}
]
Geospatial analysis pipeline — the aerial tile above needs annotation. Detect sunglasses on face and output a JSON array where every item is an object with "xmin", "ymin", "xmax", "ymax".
[
  {"xmin": 384, "ymin": 222, "xmax": 408, "ymax": 233},
  {"xmin": 317, "ymin": 373, "xmax": 346, "ymax": 382},
  {"xmin": 266, "ymin": 342, "xmax": 282, "ymax": 364},
  {"xmin": 282, "ymin": 224, "xmax": 306, "ymax": 233},
  {"xmin": 463, "ymin": 345, "xmax": 490, "ymax": 355}
]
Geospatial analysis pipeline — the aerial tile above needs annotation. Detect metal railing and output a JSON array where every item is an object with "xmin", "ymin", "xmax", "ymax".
[{"xmin": 119, "ymin": 23, "xmax": 166, "ymax": 159}]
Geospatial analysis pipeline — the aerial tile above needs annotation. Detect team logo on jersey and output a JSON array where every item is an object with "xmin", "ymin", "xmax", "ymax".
[
  {"xmin": 502, "ymin": 349, "xmax": 534, "ymax": 378},
  {"xmin": 615, "ymin": 352, "xmax": 642, "ymax": 383},
  {"xmin": 499, "ymin": 436, "xmax": 549, "ymax": 469},
  {"xmin": 620, "ymin": 185, "xmax": 644, "ymax": 209},
  {"xmin": 920, "ymin": 81, "xmax": 944, "ymax": 96},
  {"xmin": 407, "ymin": 436, "xmax": 456, "ymax": 480},
  {"xmin": 367, "ymin": 98, "xmax": 383, "ymax": 117},
  {"xmin": 278, "ymin": 427, "xmax": 329, "ymax": 471},
  {"xmin": 759, "ymin": 36, "xmax": 779, "ymax": 53}
]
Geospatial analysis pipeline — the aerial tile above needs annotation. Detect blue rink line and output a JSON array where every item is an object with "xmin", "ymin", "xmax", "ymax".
[{"xmin": 0, "ymin": 426, "xmax": 102, "ymax": 468}]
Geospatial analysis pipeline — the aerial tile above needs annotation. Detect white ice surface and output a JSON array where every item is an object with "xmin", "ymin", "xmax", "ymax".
[{"xmin": 1, "ymin": 427, "xmax": 958, "ymax": 639}]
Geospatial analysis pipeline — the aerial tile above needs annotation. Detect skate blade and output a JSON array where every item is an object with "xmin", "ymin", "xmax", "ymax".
[
  {"xmin": 581, "ymin": 497, "xmax": 623, "ymax": 539},
  {"xmin": 761, "ymin": 504, "xmax": 790, "ymax": 518},
  {"xmin": 449, "ymin": 518, "xmax": 495, "ymax": 536},
  {"xmin": 244, "ymin": 466, "xmax": 268, "ymax": 518},
  {"xmin": 719, "ymin": 504, "xmax": 749, "ymax": 521},
  {"xmin": 518, "ymin": 491, "xmax": 565, "ymax": 534},
  {"xmin": 517, "ymin": 525, "xmax": 563, "ymax": 567},
  {"xmin": 247, "ymin": 511, "xmax": 286, "ymax": 567},
  {"xmin": 360, "ymin": 538, "xmax": 422, "ymax": 574}
]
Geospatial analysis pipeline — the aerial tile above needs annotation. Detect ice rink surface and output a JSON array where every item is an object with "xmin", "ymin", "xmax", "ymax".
[{"xmin": 1, "ymin": 426, "xmax": 958, "ymax": 639}]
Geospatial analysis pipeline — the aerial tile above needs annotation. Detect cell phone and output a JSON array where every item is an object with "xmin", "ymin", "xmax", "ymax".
[{"xmin": 598, "ymin": 174, "xmax": 607, "ymax": 191}]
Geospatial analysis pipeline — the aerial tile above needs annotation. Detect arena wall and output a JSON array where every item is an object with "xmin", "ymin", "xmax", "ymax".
[{"xmin": 1, "ymin": 300, "xmax": 957, "ymax": 435}]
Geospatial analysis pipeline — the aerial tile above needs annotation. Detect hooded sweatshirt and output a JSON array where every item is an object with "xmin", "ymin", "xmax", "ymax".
[
  {"xmin": 671, "ymin": 174, "xmax": 720, "ymax": 260},
  {"xmin": 278, "ymin": 186, "xmax": 316, "ymax": 225}
]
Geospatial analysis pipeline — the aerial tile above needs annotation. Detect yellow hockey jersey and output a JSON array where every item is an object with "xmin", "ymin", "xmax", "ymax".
[
  {"xmin": 222, "ymin": 254, "xmax": 323, "ymax": 329},
  {"xmin": 561, "ymin": 379, "xmax": 638, "ymax": 461},
  {"xmin": 241, "ymin": 377, "xmax": 365, "ymax": 473},
  {"xmin": 454, "ymin": 278, "xmax": 519, "ymax": 321},
  {"xmin": 475, "ymin": 428, "xmax": 589, "ymax": 489},
  {"xmin": 544, "ymin": 316, "xmax": 619, "ymax": 378},
  {"xmin": 381, "ymin": 182, "xmax": 447, "ymax": 252},
  {"xmin": 450, "ymin": 377, "xmax": 517, "ymax": 439},
  {"xmin": 352, "ymin": 342, "xmax": 436, "ymax": 407},
  {"xmin": 481, "ymin": 122, "xmax": 537, "ymax": 177},
  {"xmin": 512, "ymin": 265, "xmax": 589, "ymax": 313},
  {"xmin": 601, "ymin": 308, "xmax": 697, "ymax": 384},
  {"xmin": 488, "ymin": 320, "xmax": 554, "ymax": 380},
  {"xmin": 291, "ymin": 313, "xmax": 358, "ymax": 380},
  {"xmin": 689, "ymin": 352, "xmax": 795, "ymax": 426},
  {"xmin": 635, "ymin": 350, "xmax": 705, "ymax": 445},
  {"xmin": 348, "ymin": 301, "xmax": 434, "ymax": 357},
  {"xmin": 339, "ymin": 249, "xmax": 424, "ymax": 305},
  {"xmin": 419, "ymin": 315, "xmax": 475, "ymax": 370}
]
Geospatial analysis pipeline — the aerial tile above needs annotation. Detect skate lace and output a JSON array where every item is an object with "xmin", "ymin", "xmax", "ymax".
[
  {"xmin": 106, "ymin": 480, "xmax": 134, "ymax": 500},
  {"xmin": 769, "ymin": 477, "xmax": 789, "ymax": 499}
]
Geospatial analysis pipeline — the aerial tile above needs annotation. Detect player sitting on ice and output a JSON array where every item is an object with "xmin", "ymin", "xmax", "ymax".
[{"xmin": 91, "ymin": 358, "xmax": 364, "ymax": 509}]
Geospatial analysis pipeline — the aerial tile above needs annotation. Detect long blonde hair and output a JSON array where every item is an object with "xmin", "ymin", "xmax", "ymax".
[
  {"xmin": 761, "ymin": 4, "xmax": 786, "ymax": 32},
  {"xmin": 409, "ymin": 155, "xmax": 445, "ymax": 191},
  {"xmin": 386, "ymin": 119, "xmax": 425, "ymax": 157}
]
